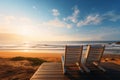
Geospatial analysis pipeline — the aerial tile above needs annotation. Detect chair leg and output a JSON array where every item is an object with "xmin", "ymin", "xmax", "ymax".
[
  {"xmin": 81, "ymin": 63, "xmax": 90, "ymax": 73},
  {"xmin": 93, "ymin": 62, "xmax": 106, "ymax": 72}
]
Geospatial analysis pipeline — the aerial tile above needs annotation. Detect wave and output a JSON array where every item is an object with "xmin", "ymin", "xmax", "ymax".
[{"xmin": 0, "ymin": 41, "xmax": 120, "ymax": 54}]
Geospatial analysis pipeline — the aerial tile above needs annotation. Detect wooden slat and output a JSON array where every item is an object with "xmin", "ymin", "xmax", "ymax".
[
  {"xmin": 37, "ymin": 69, "xmax": 62, "ymax": 71},
  {"xmin": 65, "ymin": 57, "xmax": 79, "ymax": 60},
  {"xmin": 31, "ymin": 78, "xmax": 69, "ymax": 80},
  {"xmin": 67, "ymin": 51, "xmax": 81, "ymax": 53},
  {"xmin": 30, "ymin": 62, "xmax": 67, "ymax": 80},
  {"xmin": 65, "ymin": 53, "xmax": 81, "ymax": 55},
  {"xmin": 31, "ymin": 77, "xmax": 69, "ymax": 80},
  {"xmin": 30, "ymin": 62, "xmax": 84, "ymax": 80},
  {"xmin": 67, "ymin": 48, "xmax": 82, "ymax": 50},
  {"xmin": 35, "ymin": 71, "xmax": 63, "ymax": 75},
  {"xmin": 65, "ymin": 59, "xmax": 79, "ymax": 63},
  {"xmin": 32, "ymin": 74, "xmax": 65, "ymax": 78},
  {"xmin": 31, "ymin": 62, "xmax": 119, "ymax": 80}
]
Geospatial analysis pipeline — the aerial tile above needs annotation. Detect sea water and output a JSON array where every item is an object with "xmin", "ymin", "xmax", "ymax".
[{"xmin": 0, "ymin": 41, "xmax": 120, "ymax": 54}]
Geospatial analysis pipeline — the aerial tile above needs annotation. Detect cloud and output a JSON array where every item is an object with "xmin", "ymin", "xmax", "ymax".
[
  {"xmin": 0, "ymin": 33, "xmax": 27, "ymax": 42},
  {"xmin": 64, "ymin": 6, "xmax": 80, "ymax": 23},
  {"xmin": 0, "ymin": 15, "xmax": 13, "ymax": 24},
  {"xmin": 93, "ymin": 27, "xmax": 120, "ymax": 40},
  {"xmin": 4, "ymin": 16, "xmax": 16, "ymax": 21},
  {"xmin": 39, "ymin": 18, "xmax": 72, "ymax": 29},
  {"xmin": 76, "ymin": 11, "xmax": 120, "ymax": 27},
  {"xmin": 71, "ymin": 26, "xmax": 120, "ymax": 41},
  {"xmin": 36, "ymin": 25, "xmax": 120, "ymax": 41},
  {"xmin": 52, "ymin": 9, "xmax": 60, "ymax": 17},
  {"xmin": 0, "ymin": 15, "xmax": 31, "ymax": 25},
  {"xmin": 0, "ymin": 15, "xmax": 35, "ymax": 35},
  {"xmin": 103, "ymin": 11, "xmax": 120, "ymax": 22},
  {"xmin": 51, "ymin": 8, "xmax": 73, "ymax": 28},
  {"xmin": 19, "ymin": 17, "xmax": 31, "ymax": 23},
  {"xmin": 77, "ymin": 14, "xmax": 101, "ymax": 27}
]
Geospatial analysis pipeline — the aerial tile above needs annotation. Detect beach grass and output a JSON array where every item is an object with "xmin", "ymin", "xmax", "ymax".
[
  {"xmin": 10, "ymin": 56, "xmax": 47, "ymax": 66},
  {"xmin": 0, "ymin": 52, "xmax": 119, "ymax": 80},
  {"xmin": 0, "ymin": 55, "xmax": 48, "ymax": 80},
  {"xmin": 10, "ymin": 56, "xmax": 26, "ymax": 61}
]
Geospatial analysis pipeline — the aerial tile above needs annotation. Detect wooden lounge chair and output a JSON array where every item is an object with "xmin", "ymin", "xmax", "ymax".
[
  {"xmin": 82, "ymin": 45, "xmax": 106, "ymax": 72},
  {"xmin": 61, "ymin": 45, "xmax": 83, "ymax": 74}
]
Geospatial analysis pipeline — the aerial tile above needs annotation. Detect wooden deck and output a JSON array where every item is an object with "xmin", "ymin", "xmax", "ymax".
[
  {"xmin": 30, "ymin": 62, "xmax": 68, "ymax": 80},
  {"xmin": 30, "ymin": 62, "xmax": 120, "ymax": 80}
]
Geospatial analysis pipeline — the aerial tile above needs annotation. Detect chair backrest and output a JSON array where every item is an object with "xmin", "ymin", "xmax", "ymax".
[
  {"xmin": 64, "ymin": 45, "xmax": 83, "ymax": 66},
  {"xmin": 85, "ymin": 45, "xmax": 105, "ymax": 64}
]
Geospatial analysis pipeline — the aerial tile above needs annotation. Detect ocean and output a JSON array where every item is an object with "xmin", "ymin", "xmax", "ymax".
[{"xmin": 0, "ymin": 41, "xmax": 120, "ymax": 54}]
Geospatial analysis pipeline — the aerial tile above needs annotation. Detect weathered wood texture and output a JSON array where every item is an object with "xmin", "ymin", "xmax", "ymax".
[
  {"xmin": 30, "ymin": 62, "xmax": 120, "ymax": 80},
  {"xmin": 30, "ymin": 62, "xmax": 69, "ymax": 80}
]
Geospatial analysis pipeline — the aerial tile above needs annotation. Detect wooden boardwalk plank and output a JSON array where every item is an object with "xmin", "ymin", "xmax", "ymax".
[
  {"xmin": 35, "ymin": 71, "xmax": 63, "ymax": 75},
  {"xmin": 31, "ymin": 78, "xmax": 69, "ymax": 80},
  {"xmin": 31, "ymin": 62, "xmax": 120, "ymax": 80},
  {"xmin": 30, "ymin": 62, "xmax": 68, "ymax": 80},
  {"xmin": 30, "ymin": 62, "xmax": 82, "ymax": 80}
]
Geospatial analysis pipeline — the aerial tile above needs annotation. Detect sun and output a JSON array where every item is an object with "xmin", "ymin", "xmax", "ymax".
[
  {"xmin": 17, "ymin": 26, "xmax": 37, "ymax": 37},
  {"xmin": 21, "ymin": 28, "xmax": 32, "ymax": 36},
  {"xmin": 16, "ymin": 26, "xmax": 37, "ymax": 41},
  {"xmin": 23, "ymin": 49, "xmax": 29, "ymax": 52}
]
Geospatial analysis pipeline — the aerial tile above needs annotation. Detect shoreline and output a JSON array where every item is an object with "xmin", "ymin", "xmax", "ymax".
[
  {"xmin": 0, "ymin": 51, "xmax": 120, "ymax": 58},
  {"xmin": 0, "ymin": 51, "xmax": 63, "ymax": 58},
  {"xmin": 0, "ymin": 51, "xmax": 120, "ymax": 64}
]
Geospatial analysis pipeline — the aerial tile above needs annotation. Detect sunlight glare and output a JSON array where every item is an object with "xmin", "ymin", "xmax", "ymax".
[
  {"xmin": 23, "ymin": 49, "xmax": 29, "ymax": 52},
  {"xmin": 21, "ymin": 28, "xmax": 32, "ymax": 36}
]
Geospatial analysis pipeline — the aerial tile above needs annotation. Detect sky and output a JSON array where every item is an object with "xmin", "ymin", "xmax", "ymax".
[{"xmin": 0, "ymin": 0, "xmax": 120, "ymax": 42}]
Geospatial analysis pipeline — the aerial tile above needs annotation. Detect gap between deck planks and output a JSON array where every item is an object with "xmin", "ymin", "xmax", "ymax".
[
  {"xmin": 30, "ymin": 62, "xmax": 81, "ymax": 80},
  {"xmin": 30, "ymin": 62, "xmax": 119, "ymax": 80}
]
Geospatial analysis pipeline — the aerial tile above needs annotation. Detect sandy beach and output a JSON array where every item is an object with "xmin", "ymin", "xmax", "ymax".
[
  {"xmin": 0, "ymin": 52, "xmax": 120, "ymax": 80},
  {"xmin": 0, "ymin": 52, "xmax": 63, "ymax": 58},
  {"xmin": 0, "ymin": 52, "xmax": 63, "ymax": 62}
]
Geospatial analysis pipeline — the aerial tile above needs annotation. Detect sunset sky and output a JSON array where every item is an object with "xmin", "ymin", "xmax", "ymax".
[{"xmin": 0, "ymin": 0, "xmax": 120, "ymax": 42}]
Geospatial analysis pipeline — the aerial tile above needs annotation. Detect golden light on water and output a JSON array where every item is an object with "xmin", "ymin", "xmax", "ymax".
[{"xmin": 23, "ymin": 49, "xmax": 29, "ymax": 52}]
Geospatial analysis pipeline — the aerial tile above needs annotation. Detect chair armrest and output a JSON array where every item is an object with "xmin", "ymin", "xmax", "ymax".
[
  {"xmin": 61, "ymin": 55, "xmax": 66, "ymax": 74},
  {"xmin": 61, "ymin": 55, "xmax": 64, "ymax": 64},
  {"xmin": 76, "ymin": 62, "xmax": 83, "ymax": 72},
  {"xmin": 81, "ymin": 63, "xmax": 90, "ymax": 73}
]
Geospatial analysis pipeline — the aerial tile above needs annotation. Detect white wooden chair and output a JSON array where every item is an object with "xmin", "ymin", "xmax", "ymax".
[
  {"xmin": 61, "ymin": 45, "xmax": 83, "ymax": 74},
  {"xmin": 82, "ymin": 45, "xmax": 106, "ymax": 72}
]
